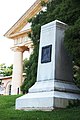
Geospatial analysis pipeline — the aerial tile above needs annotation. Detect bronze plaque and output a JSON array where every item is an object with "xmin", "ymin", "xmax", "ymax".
[{"xmin": 41, "ymin": 45, "xmax": 52, "ymax": 63}]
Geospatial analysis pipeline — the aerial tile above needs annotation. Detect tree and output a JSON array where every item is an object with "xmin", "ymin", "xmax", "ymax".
[
  {"xmin": 64, "ymin": 17, "xmax": 80, "ymax": 86},
  {"xmin": 0, "ymin": 63, "xmax": 13, "ymax": 76}
]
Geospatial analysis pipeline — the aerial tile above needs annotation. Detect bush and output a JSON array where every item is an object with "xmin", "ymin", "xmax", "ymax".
[{"xmin": 67, "ymin": 99, "xmax": 80, "ymax": 108}]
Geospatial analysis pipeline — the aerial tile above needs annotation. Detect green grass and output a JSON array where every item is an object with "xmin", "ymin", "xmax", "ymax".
[{"xmin": 0, "ymin": 95, "xmax": 80, "ymax": 120}]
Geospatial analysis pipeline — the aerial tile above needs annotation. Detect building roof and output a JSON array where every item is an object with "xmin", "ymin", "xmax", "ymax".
[
  {"xmin": 4, "ymin": 0, "xmax": 48, "ymax": 39},
  {"xmin": 0, "ymin": 76, "xmax": 12, "ymax": 80}
]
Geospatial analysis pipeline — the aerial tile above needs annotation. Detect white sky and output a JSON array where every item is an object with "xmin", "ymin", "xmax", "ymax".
[{"xmin": 0, "ymin": 0, "xmax": 36, "ymax": 66}]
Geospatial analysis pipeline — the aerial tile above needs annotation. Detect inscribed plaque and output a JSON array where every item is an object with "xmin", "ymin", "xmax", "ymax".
[{"xmin": 41, "ymin": 45, "xmax": 52, "ymax": 63}]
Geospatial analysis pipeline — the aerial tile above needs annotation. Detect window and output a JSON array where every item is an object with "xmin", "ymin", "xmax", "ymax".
[
  {"xmin": 0, "ymin": 80, "xmax": 2, "ymax": 85},
  {"xmin": 9, "ymin": 85, "xmax": 11, "ymax": 95}
]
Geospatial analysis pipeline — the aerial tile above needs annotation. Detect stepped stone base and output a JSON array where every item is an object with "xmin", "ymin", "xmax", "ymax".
[{"xmin": 16, "ymin": 80, "xmax": 80, "ymax": 110}]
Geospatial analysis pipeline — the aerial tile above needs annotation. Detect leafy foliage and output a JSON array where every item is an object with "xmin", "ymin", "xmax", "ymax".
[
  {"xmin": 0, "ymin": 63, "xmax": 13, "ymax": 76},
  {"xmin": 67, "ymin": 99, "xmax": 80, "ymax": 108},
  {"xmin": 21, "ymin": 0, "xmax": 80, "ymax": 92},
  {"xmin": 64, "ymin": 18, "xmax": 80, "ymax": 65},
  {"xmin": 64, "ymin": 17, "xmax": 80, "ymax": 86},
  {"xmin": 21, "ymin": 50, "xmax": 38, "ymax": 93}
]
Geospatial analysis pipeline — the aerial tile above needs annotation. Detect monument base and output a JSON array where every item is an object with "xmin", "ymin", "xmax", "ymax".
[{"xmin": 16, "ymin": 80, "xmax": 80, "ymax": 110}]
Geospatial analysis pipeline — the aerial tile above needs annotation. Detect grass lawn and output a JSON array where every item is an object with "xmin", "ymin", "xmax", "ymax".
[{"xmin": 0, "ymin": 95, "xmax": 80, "ymax": 120}]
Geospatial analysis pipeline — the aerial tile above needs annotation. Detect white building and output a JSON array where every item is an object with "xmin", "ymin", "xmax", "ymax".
[
  {"xmin": 0, "ymin": 76, "xmax": 12, "ymax": 95},
  {"xmin": 4, "ymin": 0, "xmax": 48, "ymax": 95}
]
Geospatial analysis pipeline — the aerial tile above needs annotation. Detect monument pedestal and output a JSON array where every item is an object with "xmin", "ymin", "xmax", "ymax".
[
  {"xmin": 16, "ymin": 20, "xmax": 80, "ymax": 110},
  {"xmin": 16, "ymin": 80, "xmax": 80, "ymax": 110}
]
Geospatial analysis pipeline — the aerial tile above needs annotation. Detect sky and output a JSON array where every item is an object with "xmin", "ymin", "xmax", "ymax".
[{"xmin": 0, "ymin": 0, "xmax": 36, "ymax": 66}]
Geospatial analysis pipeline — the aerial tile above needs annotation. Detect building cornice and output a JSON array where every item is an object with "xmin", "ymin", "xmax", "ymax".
[
  {"xmin": 11, "ymin": 39, "xmax": 33, "ymax": 52},
  {"xmin": 9, "ymin": 29, "xmax": 31, "ymax": 39},
  {"xmin": 4, "ymin": 0, "xmax": 48, "ymax": 38}
]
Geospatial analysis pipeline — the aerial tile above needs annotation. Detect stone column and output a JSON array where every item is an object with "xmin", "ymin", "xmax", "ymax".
[{"xmin": 11, "ymin": 48, "xmax": 23, "ymax": 95}]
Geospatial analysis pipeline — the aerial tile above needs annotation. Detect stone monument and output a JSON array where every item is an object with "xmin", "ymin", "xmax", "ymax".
[{"xmin": 16, "ymin": 20, "xmax": 80, "ymax": 110}]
